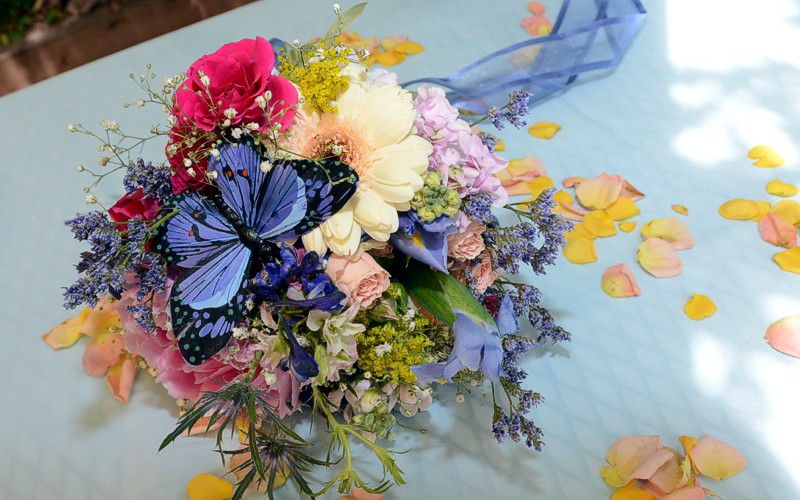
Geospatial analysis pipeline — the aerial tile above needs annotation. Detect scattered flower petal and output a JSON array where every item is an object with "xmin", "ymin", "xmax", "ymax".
[
  {"xmin": 679, "ymin": 436, "xmax": 698, "ymax": 460},
  {"xmin": 640, "ymin": 218, "xmax": 695, "ymax": 250},
  {"xmin": 605, "ymin": 196, "xmax": 641, "ymax": 220},
  {"xmin": 528, "ymin": 1, "xmax": 546, "ymax": 15},
  {"xmin": 601, "ymin": 435, "xmax": 672, "ymax": 488},
  {"xmin": 528, "ymin": 121, "xmax": 561, "ymax": 139},
  {"xmin": 684, "ymin": 294, "xmax": 717, "ymax": 321},
  {"xmin": 565, "ymin": 222, "xmax": 596, "ymax": 240},
  {"xmin": 619, "ymin": 221, "xmax": 637, "ymax": 232},
  {"xmin": 42, "ymin": 307, "xmax": 90, "ymax": 349},
  {"xmin": 689, "ymin": 436, "xmax": 747, "ymax": 481},
  {"xmin": 758, "ymin": 212, "xmax": 797, "ymax": 248},
  {"xmin": 621, "ymin": 179, "xmax": 646, "ymax": 201},
  {"xmin": 662, "ymin": 486, "xmax": 706, "ymax": 500},
  {"xmin": 611, "ymin": 485, "xmax": 656, "ymax": 500},
  {"xmin": 187, "ymin": 474, "xmax": 234, "ymax": 500},
  {"xmin": 637, "ymin": 238, "xmax": 682, "ymax": 278},
  {"xmin": 765, "ymin": 314, "xmax": 800, "ymax": 358},
  {"xmin": 562, "ymin": 176, "xmax": 583, "ymax": 188},
  {"xmin": 563, "ymin": 237, "xmax": 597, "ymax": 264},
  {"xmin": 644, "ymin": 449, "xmax": 692, "ymax": 497},
  {"xmin": 526, "ymin": 175, "xmax": 556, "ymax": 199},
  {"xmin": 718, "ymin": 199, "xmax": 758, "ymax": 220},
  {"xmin": 521, "ymin": 16, "xmax": 553, "ymax": 36},
  {"xmin": 393, "ymin": 41, "xmax": 424, "ymax": 55},
  {"xmin": 496, "ymin": 156, "xmax": 545, "ymax": 195},
  {"xmin": 749, "ymin": 144, "xmax": 784, "ymax": 168},
  {"xmin": 375, "ymin": 50, "xmax": 406, "ymax": 66},
  {"xmin": 672, "ymin": 204, "xmax": 689, "ymax": 216},
  {"xmin": 774, "ymin": 199, "xmax": 800, "ymax": 226},
  {"xmin": 750, "ymin": 200, "xmax": 773, "ymax": 221},
  {"xmin": 584, "ymin": 210, "xmax": 617, "ymax": 237},
  {"xmin": 553, "ymin": 189, "xmax": 589, "ymax": 220},
  {"xmin": 774, "ymin": 247, "xmax": 800, "ymax": 273},
  {"xmin": 602, "ymin": 264, "xmax": 641, "ymax": 298},
  {"xmin": 106, "ymin": 355, "xmax": 138, "ymax": 403},
  {"xmin": 575, "ymin": 173, "xmax": 624, "ymax": 210},
  {"xmin": 766, "ymin": 179, "xmax": 798, "ymax": 197}
]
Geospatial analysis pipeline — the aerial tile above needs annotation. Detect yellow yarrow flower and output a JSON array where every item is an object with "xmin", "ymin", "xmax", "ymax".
[
  {"xmin": 280, "ymin": 41, "xmax": 350, "ymax": 114},
  {"xmin": 356, "ymin": 316, "xmax": 432, "ymax": 385}
]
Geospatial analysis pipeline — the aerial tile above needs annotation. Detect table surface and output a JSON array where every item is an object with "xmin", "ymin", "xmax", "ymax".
[{"xmin": 2, "ymin": 1, "xmax": 800, "ymax": 498}]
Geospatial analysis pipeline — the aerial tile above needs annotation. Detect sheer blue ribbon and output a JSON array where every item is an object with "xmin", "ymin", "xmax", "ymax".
[{"xmin": 401, "ymin": 0, "xmax": 646, "ymax": 113}]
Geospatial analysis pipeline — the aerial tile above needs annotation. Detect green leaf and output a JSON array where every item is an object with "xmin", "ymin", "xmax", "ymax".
[
  {"xmin": 403, "ymin": 260, "xmax": 495, "ymax": 328},
  {"xmin": 324, "ymin": 2, "xmax": 367, "ymax": 40}
]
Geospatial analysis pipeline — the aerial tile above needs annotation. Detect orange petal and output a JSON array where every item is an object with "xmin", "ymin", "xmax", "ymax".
[
  {"xmin": 379, "ymin": 35, "xmax": 409, "ymax": 51},
  {"xmin": 106, "ymin": 355, "xmax": 138, "ymax": 403},
  {"xmin": 83, "ymin": 332, "xmax": 124, "ymax": 377},
  {"xmin": 766, "ymin": 179, "xmax": 798, "ymax": 197},
  {"xmin": 563, "ymin": 237, "xmax": 597, "ymax": 264},
  {"xmin": 684, "ymin": 294, "xmax": 717, "ymax": 320},
  {"xmin": 640, "ymin": 218, "xmax": 695, "ymax": 250},
  {"xmin": 528, "ymin": 121, "xmax": 561, "ymax": 139},
  {"xmin": 521, "ymin": 16, "xmax": 553, "ymax": 36},
  {"xmin": 619, "ymin": 221, "xmax": 637, "ymax": 232},
  {"xmin": 528, "ymin": 1, "xmax": 546, "ymax": 15},
  {"xmin": 749, "ymin": 144, "xmax": 784, "ymax": 168},
  {"xmin": 82, "ymin": 297, "xmax": 122, "ymax": 338},
  {"xmin": 562, "ymin": 176, "xmax": 583, "ymax": 188},
  {"xmin": 774, "ymin": 200, "xmax": 800, "ymax": 226},
  {"xmin": 638, "ymin": 238, "xmax": 683, "ymax": 278},
  {"xmin": 183, "ymin": 415, "xmax": 225, "ymax": 437},
  {"xmin": 759, "ymin": 212, "xmax": 797, "ymax": 248},
  {"xmin": 689, "ymin": 436, "xmax": 747, "ymax": 480},
  {"xmin": 575, "ymin": 173, "xmax": 625, "ymax": 210},
  {"xmin": 601, "ymin": 435, "xmax": 671, "ymax": 488},
  {"xmin": 602, "ymin": 264, "xmax": 641, "ymax": 298},
  {"xmin": 662, "ymin": 486, "xmax": 706, "ymax": 500},
  {"xmin": 393, "ymin": 40, "xmax": 424, "ymax": 55},
  {"xmin": 42, "ymin": 307, "xmax": 91, "ymax": 349},
  {"xmin": 719, "ymin": 199, "xmax": 758, "ymax": 220},
  {"xmin": 187, "ymin": 473, "xmax": 234, "ymax": 500},
  {"xmin": 774, "ymin": 247, "xmax": 800, "ymax": 273},
  {"xmin": 611, "ymin": 485, "xmax": 656, "ymax": 500},
  {"xmin": 375, "ymin": 50, "xmax": 406, "ymax": 66},
  {"xmin": 584, "ymin": 210, "xmax": 617, "ymax": 237},
  {"xmin": 765, "ymin": 314, "xmax": 800, "ymax": 358},
  {"xmin": 605, "ymin": 196, "xmax": 640, "ymax": 220},
  {"xmin": 672, "ymin": 204, "xmax": 689, "ymax": 216}
]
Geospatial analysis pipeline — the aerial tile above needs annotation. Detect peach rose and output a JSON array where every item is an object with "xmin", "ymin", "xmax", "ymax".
[
  {"xmin": 448, "ymin": 221, "xmax": 486, "ymax": 261},
  {"xmin": 471, "ymin": 250, "xmax": 502, "ymax": 293},
  {"xmin": 326, "ymin": 250, "xmax": 391, "ymax": 308}
]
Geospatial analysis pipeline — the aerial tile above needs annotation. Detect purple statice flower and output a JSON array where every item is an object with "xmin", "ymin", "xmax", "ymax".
[
  {"xmin": 485, "ymin": 90, "xmax": 533, "ymax": 131},
  {"xmin": 492, "ymin": 282, "xmax": 570, "ymax": 345},
  {"xmin": 123, "ymin": 158, "xmax": 172, "ymax": 202},
  {"xmin": 486, "ymin": 106, "xmax": 504, "ymax": 130},
  {"xmin": 461, "ymin": 193, "xmax": 499, "ymax": 227},
  {"xmin": 478, "ymin": 131, "xmax": 499, "ymax": 154}
]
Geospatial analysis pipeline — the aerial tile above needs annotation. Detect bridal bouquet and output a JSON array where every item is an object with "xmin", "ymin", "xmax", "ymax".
[{"xmin": 44, "ymin": 4, "xmax": 570, "ymax": 498}]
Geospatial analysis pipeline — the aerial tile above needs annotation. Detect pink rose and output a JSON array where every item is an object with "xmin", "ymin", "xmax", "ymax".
[
  {"xmin": 326, "ymin": 251, "xmax": 391, "ymax": 308},
  {"xmin": 471, "ymin": 250, "xmax": 502, "ymax": 293},
  {"xmin": 173, "ymin": 37, "xmax": 298, "ymax": 133},
  {"xmin": 448, "ymin": 221, "xmax": 486, "ymax": 261}
]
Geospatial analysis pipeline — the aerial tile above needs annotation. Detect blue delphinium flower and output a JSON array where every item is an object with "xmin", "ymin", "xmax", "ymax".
[{"xmin": 391, "ymin": 211, "xmax": 457, "ymax": 273}]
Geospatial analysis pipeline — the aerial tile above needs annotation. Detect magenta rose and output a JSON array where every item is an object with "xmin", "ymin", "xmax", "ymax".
[
  {"xmin": 173, "ymin": 37, "xmax": 298, "ymax": 133},
  {"xmin": 109, "ymin": 189, "xmax": 159, "ymax": 231},
  {"xmin": 166, "ymin": 128, "xmax": 215, "ymax": 195}
]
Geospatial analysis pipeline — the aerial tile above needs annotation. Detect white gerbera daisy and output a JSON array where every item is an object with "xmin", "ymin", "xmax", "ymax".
[{"xmin": 286, "ymin": 78, "xmax": 432, "ymax": 255}]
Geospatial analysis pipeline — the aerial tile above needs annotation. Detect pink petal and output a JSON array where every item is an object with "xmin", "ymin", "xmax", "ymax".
[
  {"xmin": 637, "ymin": 238, "xmax": 683, "ymax": 278},
  {"xmin": 644, "ymin": 449, "xmax": 691, "ymax": 496},
  {"xmin": 497, "ymin": 155, "xmax": 546, "ymax": 195},
  {"xmin": 602, "ymin": 264, "xmax": 641, "ymax": 298},
  {"xmin": 528, "ymin": 2, "xmax": 546, "ymax": 15},
  {"xmin": 690, "ymin": 435, "xmax": 747, "ymax": 480},
  {"xmin": 641, "ymin": 218, "xmax": 695, "ymax": 250},
  {"xmin": 601, "ymin": 435, "xmax": 669, "ymax": 487},
  {"xmin": 765, "ymin": 314, "xmax": 800, "ymax": 358},
  {"xmin": 83, "ymin": 332, "xmax": 125, "ymax": 376},
  {"xmin": 575, "ymin": 173, "xmax": 625, "ymax": 210},
  {"xmin": 758, "ymin": 212, "xmax": 797, "ymax": 248},
  {"xmin": 662, "ymin": 486, "xmax": 706, "ymax": 500},
  {"xmin": 562, "ymin": 176, "xmax": 583, "ymax": 188},
  {"xmin": 106, "ymin": 356, "xmax": 138, "ymax": 403}
]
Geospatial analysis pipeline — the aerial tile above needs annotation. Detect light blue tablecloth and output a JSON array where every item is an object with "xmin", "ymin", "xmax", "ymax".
[{"xmin": 2, "ymin": 1, "xmax": 800, "ymax": 498}]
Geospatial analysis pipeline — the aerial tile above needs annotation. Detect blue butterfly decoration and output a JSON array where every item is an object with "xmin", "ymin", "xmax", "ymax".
[{"xmin": 153, "ymin": 139, "xmax": 358, "ymax": 366}]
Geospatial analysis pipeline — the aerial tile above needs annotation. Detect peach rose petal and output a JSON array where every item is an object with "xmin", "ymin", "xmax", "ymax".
[
  {"xmin": 584, "ymin": 210, "xmax": 617, "ymax": 237},
  {"xmin": 766, "ymin": 179, "xmax": 798, "ymax": 197},
  {"xmin": 749, "ymin": 144, "xmax": 784, "ymax": 168},
  {"xmin": 641, "ymin": 218, "xmax": 695, "ymax": 250},
  {"xmin": 602, "ymin": 264, "xmax": 641, "ymax": 298},
  {"xmin": 605, "ymin": 196, "xmax": 641, "ymax": 220},
  {"xmin": 187, "ymin": 473, "xmax": 234, "ymax": 500},
  {"xmin": 563, "ymin": 237, "xmax": 597, "ymax": 264},
  {"xmin": 638, "ymin": 238, "xmax": 683, "ymax": 278},
  {"xmin": 528, "ymin": 121, "xmax": 561, "ymax": 139},
  {"xmin": 672, "ymin": 204, "xmax": 689, "ymax": 216},
  {"xmin": 765, "ymin": 315, "xmax": 800, "ymax": 358},
  {"xmin": 528, "ymin": 1, "xmax": 546, "ymax": 14},
  {"xmin": 684, "ymin": 294, "xmax": 717, "ymax": 320},
  {"xmin": 106, "ymin": 355, "xmax": 138, "ymax": 403},
  {"xmin": 575, "ymin": 174, "xmax": 625, "ymax": 210},
  {"xmin": 644, "ymin": 450, "xmax": 693, "ymax": 497},
  {"xmin": 42, "ymin": 307, "xmax": 90, "ymax": 349},
  {"xmin": 526, "ymin": 175, "xmax": 556, "ymax": 198},
  {"xmin": 662, "ymin": 486, "xmax": 706, "ymax": 500},
  {"xmin": 601, "ymin": 435, "xmax": 671, "ymax": 488},
  {"xmin": 612, "ymin": 485, "xmax": 656, "ymax": 500},
  {"xmin": 759, "ymin": 212, "xmax": 797, "ymax": 248},
  {"xmin": 689, "ymin": 436, "xmax": 747, "ymax": 480},
  {"xmin": 393, "ymin": 41, "xmax": 424, "ymax": 55},
  {"xmin": 553, "ymin": 189, "xmax": 589, "ymax": 221},
  {"xmin": 375, "ymin": 50, "xmax": 406, "ymax": 66},
  {"xmin": 621, "ymin": 178, "xmax": 646, "ymax": 202},
  {"xmin": 775, "ymin": 200, "xmax": 800, "ymax": 226},
  {"xmin": 774, "ymin": 247, "xmax": 800, "ymax": 273},
  {"xmin": 562, "ymin": 176, "xmax": 583, "ymax": 188},
  {"xmin": 750, "ymin": 200, "xmax": 773, "ymax": 222},
  {"xmin": 719, "ymin": 199, "xmax": 758, "ymax": 220},
  {"xmin": 497, "ymin": 156, "xmax": 545, "ymax": 195},
  {"xmin": 619, "ymin": 221, "xmax": 637, "ymax": 232}
]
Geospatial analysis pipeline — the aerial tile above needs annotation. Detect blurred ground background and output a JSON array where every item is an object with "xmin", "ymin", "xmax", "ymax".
[{"xmin": 0, "ymin": 0, "xmax": 256, "ymax": 96}]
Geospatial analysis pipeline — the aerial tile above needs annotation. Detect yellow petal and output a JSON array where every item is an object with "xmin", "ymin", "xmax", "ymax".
[
  {"xmin": 602, "ymin": 264, "xmax": 641, "ymax": 298},
  {"xmin": 375, "ymin": 50, "xmax": 406, "ymax": 66},
  {"xmin": 640, "ymin": 218, "xmax": 695, "ymax": 250},
  {"xmin": 749, "ymin": 144, "xmax": 784, "ymax": 168},
  {"xmin": 637, "ymin": 238, "xmax": 682, "ymax": 278},
  {"xmin": 562, "ymin": 176, "xmax": 583, "ymax": 188},
  {"xmin": 750, "ymin": 200, "xmax": 773, "ymax": 222},
  {"xmin": 775, "ymin": 199, "xmax": 800, "ymax": 226},
  {"xmin": 187, "ymin": 474, "xmax": 234, "ymax": 500},
  {"xmin": 619, "ymin": 221, "xmax": 637, "ymax": 232},
  {"xmin": 758, "ymin": 212, "xmax": 797, "ymax": 248},
  {"xmin": 575, "ymin": 173, "xmax": 624, "ymax": 210},
  {"xmin": 552, "ymin": 189, "xmax": 588, "ymax": 220},
  {"xmin": 684, "ymin": 294, "xmax": 717, "ymax": 321},
  {"xmin": 718, "ymin": 199, "xmax": 758, "ymax": 220},
  {"xmin": 602, "ymin": 435, "xmax": 671, "ymax": 488},
  {"xmin": 563, "ymin": 237, "xmax": 597, "ymax": 264},
  {"xmin": 605, "ymin": 196, "xmax": 640, "ymax": 220},
  {"xmin": 766, "ymin": 179, "xmax": 798, "ymax": 197},
  {"xmin": 528, "ymin": 121, "xmax": 561, "ymax": 139},
  {"xmin": 611, "ymin": 485, "xmax": 656, "ymax": 500},
  {"xmin": 775, "ymin": 247, "xmax": 800, "ymax": 273},
  {"xmin": 494, "ymin": 139, "xmax": 506, "ymax": 151},
  {"xmin": 393, "ymin": 40, "xmax": 424, "ymax": 54},
  {"xmin": 379, "ymin": 35, "xmax": 408, "ymax": 51},
  {"xmin": 679, "ymin": 435, "xmax": 698, "ymax": 456},
  {"xmin": 672, "ymin": 204, "xmax": 689, "ymax": 216},
  {"xmin": 526, "ymin": 175, "xmax": 555, "ymax": 198},
  {"xmin": 565, "ymin": 222, "xmax": 596, "ymax": 241},
  {"xmin": 42, "ymin": 307, "xmax": 91, "ymax": 349},
  {"xmin": 765, "ymin": 314, "xmax": 800, "ymax": 358},
  {"xmin": 689, "ymin": 436, "xmax": 747, "ymax": 480},
  {"xmin": 497, "ymin": 156, "xmax": 546, "ymax": 195},
  {"xmin": 583, "ymin": 210, "xmax": 617, "ymax": 237},
  {"xmin": 663, "ymin": 486, "xmax": 706, "ymax": 500},
  {"xmin": 106, "ymin": 355, "xmax": 138, "ymax": 403}
]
